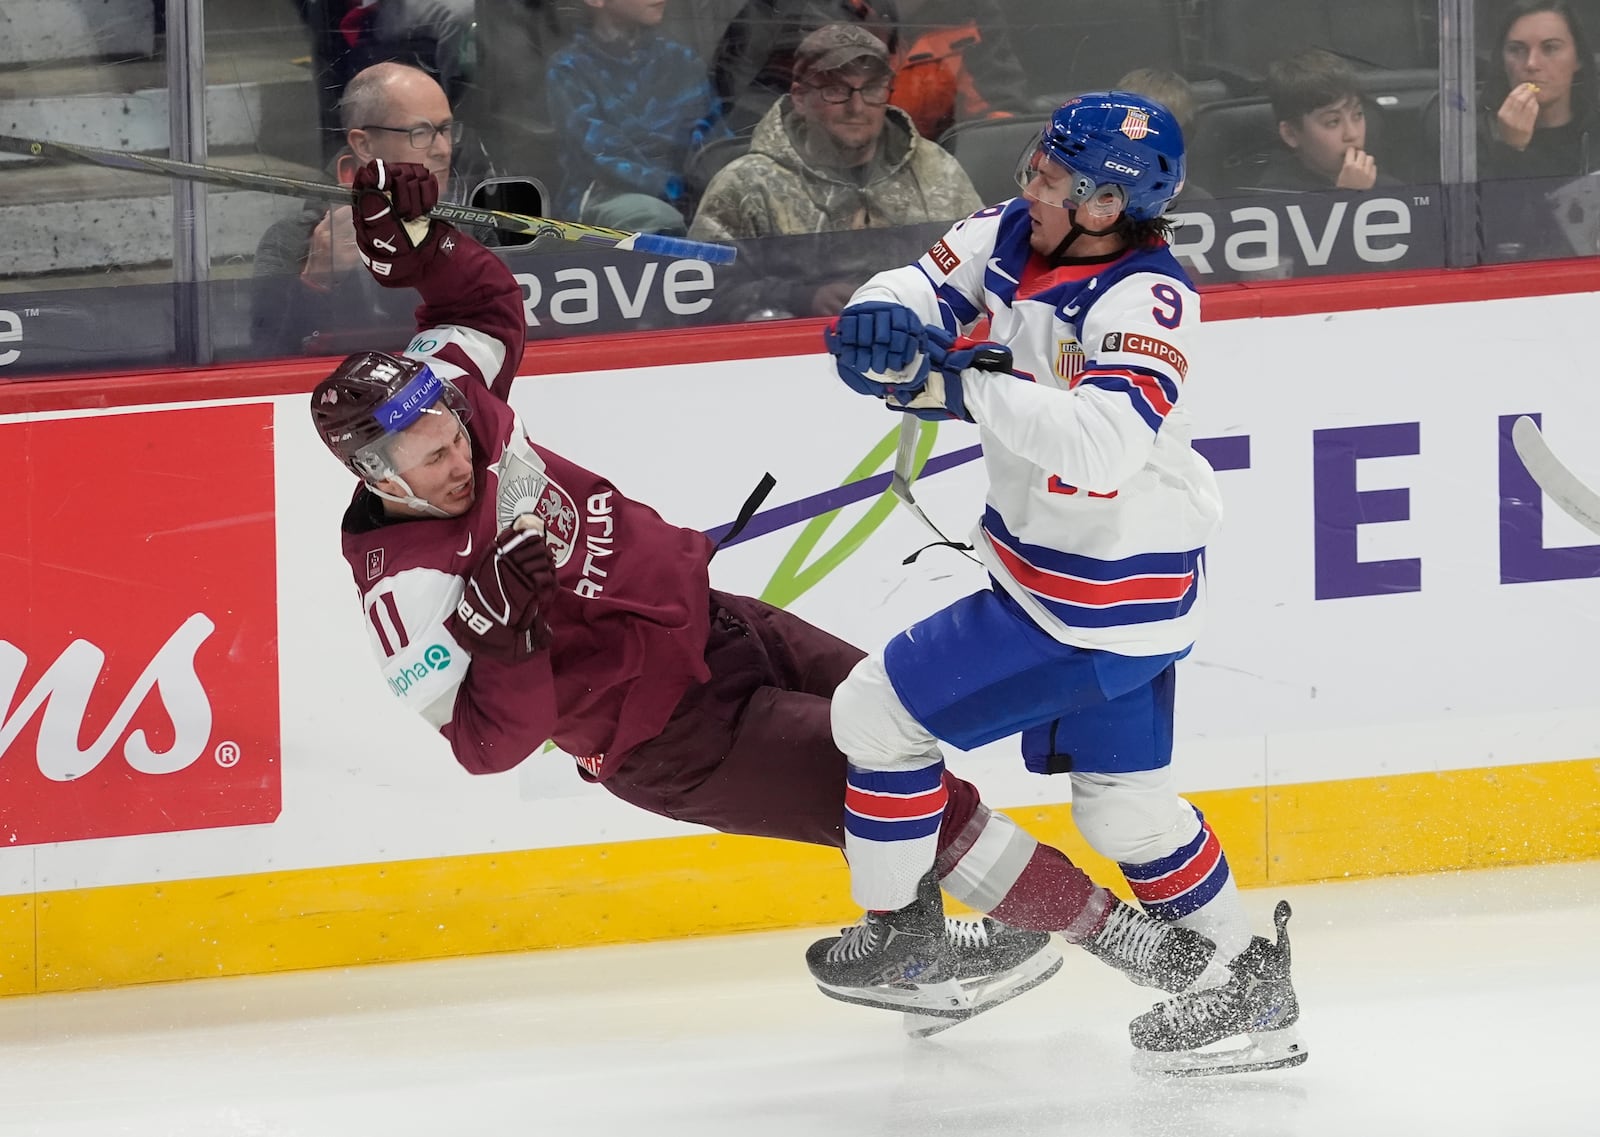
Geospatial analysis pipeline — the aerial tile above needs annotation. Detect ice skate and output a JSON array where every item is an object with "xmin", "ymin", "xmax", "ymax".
[
  {"xmin": 1128, "ymin": 900, "xmax": 1307, "ymax": 1078},
  {"xmin": 806, "ymin": 872, "xmax": 970, "ymax": 1021},
  {"xmin": 901, "ymin": 915, "xmax": 1064, "ymax": 1039},
  {"xmin": 1080, "ymin": 895, "xmax": 1220, "ymax": 992}
]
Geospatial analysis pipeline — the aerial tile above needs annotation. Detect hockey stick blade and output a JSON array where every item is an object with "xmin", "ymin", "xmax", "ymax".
[
  {"xmin": 1511, "ymin": 415, "xmax": 1600, "ymax": 537},
  {"xmin": 890, "ymin": 412, "xmax": 922, "ymax": 507},
  {"xmin": 885, "ymin": 346, "xmax": 1014, "ymax": 555},
  {"xmin": 0, "ymin": 133, "xmax": 736, "ymax": 264},
  {"xmin": 889, "ymin": 414, "xmax": 976, "ymax": 560}
]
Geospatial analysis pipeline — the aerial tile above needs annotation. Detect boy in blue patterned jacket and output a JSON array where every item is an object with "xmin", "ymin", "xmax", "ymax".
[{"xmin": 546, "ymin": 0, "xmax": 731, "ymax": 236}]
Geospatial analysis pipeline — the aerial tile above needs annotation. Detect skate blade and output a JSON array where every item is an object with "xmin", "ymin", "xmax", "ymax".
[
  {"xmin": 1131, "ymin": 1025, "xmax": 1308, "ymax": 1079},
  {"xmin": 903, "ymin": 945, "xmax": 1065, "ymax": 1039},
  {"xmin": 814, "ymin": 975, "xmax": 973, "ymax": 1019}
]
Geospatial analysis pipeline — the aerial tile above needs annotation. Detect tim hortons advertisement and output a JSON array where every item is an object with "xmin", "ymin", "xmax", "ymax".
[{"xmin": 0, "ymin": 404, "xmax": 282, "ymax": 845}]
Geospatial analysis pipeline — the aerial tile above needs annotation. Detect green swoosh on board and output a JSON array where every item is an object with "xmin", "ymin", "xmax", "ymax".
[{"xmin": 759, "ymin": 419, "xmax": 938, "ymax": 610}]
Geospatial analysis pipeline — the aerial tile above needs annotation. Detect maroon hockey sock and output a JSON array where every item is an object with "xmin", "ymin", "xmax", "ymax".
[{"xmin": 986, "ymin": 843, "xmax": 1115, "ymax": 942}]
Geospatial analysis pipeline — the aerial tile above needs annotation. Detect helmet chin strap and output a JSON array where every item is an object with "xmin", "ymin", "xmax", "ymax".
[
  {"xmin": 1049, "ymin": 208, "xmax": 1122, "ymax": 260},
  {"xmin": 369, "ymin": 473, "xmax": 455, "ymax": 519}
]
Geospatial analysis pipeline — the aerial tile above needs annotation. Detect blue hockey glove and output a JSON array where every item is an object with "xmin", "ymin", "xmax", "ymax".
[
  {"xmin": 887, "ymin": 331, "xmax": 1013, "ymax": 422},
  {"xmin": 824, "ymin": 301, "xmax": 930, "ymax": 384}
]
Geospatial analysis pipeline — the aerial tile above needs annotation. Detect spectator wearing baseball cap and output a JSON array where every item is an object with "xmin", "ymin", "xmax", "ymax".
[
  {"xmin": 711, "ymin": 0, "xmax": 899, "ymax": 135},
  {"xmin": 689, "ymin": 22, "xmax": 980, "ymax": 318}
]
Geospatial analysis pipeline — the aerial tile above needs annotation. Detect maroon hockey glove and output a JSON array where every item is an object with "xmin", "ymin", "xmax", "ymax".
[
  {"xmin": 351, "ymin": 158, "xmax": 446, "ymax": 287},
  {"xmin": 447, "ymin": 522, "xmax": 559, "ymax": 660}
]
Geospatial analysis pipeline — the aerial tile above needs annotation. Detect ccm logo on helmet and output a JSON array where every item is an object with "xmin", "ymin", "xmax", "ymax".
[{"xmin": 1105, "ymin": 160, "xmax": 1142, "ymax": 177}]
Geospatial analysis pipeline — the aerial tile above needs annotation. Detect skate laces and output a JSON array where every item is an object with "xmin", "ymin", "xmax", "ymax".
[
  {"xmin": 1149, "ymin": 937, "xmax": 1275, "ymax": 1032},
  {"xmin": 943, "ymin": 917, "xmax": 992, "ymax": 951},
  {"xmin": 1150, "ymin": 977, "xmax": 1237, "ymax": 1033},
  {"xmin": 1093, "ymin": 903, "xmax": 1165, "ymax": 970},
  {"xmin": 825, "ymin": 917, "xmax": 884, "ymax": 964}
]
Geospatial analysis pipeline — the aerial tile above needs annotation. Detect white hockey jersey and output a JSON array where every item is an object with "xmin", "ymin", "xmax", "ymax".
[{"xmin": 851, "ymin": 197, "xmax": 1222, "ymax": 656}]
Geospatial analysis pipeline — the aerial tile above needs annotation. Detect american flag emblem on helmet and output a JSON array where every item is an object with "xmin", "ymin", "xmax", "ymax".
[{"xmin": 1120, "ymin": 108, "xmax": 1151, "ymax": 139}]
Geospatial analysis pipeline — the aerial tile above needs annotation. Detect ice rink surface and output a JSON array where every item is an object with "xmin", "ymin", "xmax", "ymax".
[{"xmin": 4, "ymin": 860, "xmax": 1598, "ymax": 1137}]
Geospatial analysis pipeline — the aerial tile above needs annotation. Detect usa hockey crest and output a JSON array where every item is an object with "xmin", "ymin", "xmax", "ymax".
[
  {"xmin": 1119, "ymin": 108, "xmax": 1151, "ymax": 140},
  {"xmin": 497, "ymin": 473, "xmax": 579, "ymax": 567},
  {"xmin": 1054, "ymin": 338, "xmax": 1086, "ymax": 384}
]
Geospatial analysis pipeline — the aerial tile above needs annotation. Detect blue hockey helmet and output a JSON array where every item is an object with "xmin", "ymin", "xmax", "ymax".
[{"xmin": 1014, "ymin": 92, "xmax": 1186, "ymax": 222}]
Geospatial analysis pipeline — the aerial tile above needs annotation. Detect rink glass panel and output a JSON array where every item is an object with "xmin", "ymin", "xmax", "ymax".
[{"xmin": 4, "ymin": 0, "xmax": 1597, "ymax": 373}]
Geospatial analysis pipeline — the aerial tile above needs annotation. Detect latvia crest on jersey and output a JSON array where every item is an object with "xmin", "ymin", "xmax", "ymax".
[{"xmin": 493, "ymin": 441, "xmax": 580, "ymax": 568}]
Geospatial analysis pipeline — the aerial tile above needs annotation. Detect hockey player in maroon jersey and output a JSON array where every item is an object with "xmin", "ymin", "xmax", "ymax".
[{"xmin": 309, "ymin": 157, "xmax": 1234, "ymax": 1038}]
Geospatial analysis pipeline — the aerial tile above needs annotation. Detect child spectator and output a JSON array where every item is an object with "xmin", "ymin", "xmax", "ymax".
[
  {"xmin": 546, "ymin": 0, "xmax": 730, "ymax": 235},
  {"xmin": 1248, "ymin": 48, "xmax": 1399, "ymax": 192}
]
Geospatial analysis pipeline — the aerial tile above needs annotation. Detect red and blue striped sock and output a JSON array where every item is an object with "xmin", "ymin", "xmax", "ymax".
[{"xmin": 844, "ymin": 759, "xmax": 947, "ymax": 911}]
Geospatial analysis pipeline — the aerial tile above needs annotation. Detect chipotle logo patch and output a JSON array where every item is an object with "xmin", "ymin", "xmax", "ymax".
[
  {"xmin": 928, "ymin": 240, "xmax": 960, "ymax": 274},
  {"xmin": 1101, "ymin": 331, "xmax": 1188, "ymax": 378}
]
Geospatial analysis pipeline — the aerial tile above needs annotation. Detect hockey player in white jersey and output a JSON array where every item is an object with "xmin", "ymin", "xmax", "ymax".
[{"xmin": 806, "ymin": 92, "xmax": 1306, "ymax": 1077}]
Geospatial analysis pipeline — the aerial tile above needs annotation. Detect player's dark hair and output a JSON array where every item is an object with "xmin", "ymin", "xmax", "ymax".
[
  {"xmin": 1125, "ymin": 214, "xmax": 1177, "ymax": 245},
  {"xmin": 1265, "ymin": 48, "xmax": 1363, "ymax": 126}
]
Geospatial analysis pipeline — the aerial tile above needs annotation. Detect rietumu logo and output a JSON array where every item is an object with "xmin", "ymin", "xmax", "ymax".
[{"xmin": 0, "ymin": 614, "xmax": 215, "ymax": 781}]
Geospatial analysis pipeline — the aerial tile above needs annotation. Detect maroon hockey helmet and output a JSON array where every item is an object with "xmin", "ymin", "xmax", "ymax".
[{"xmin": 310, "ymin": 350, "xmax": 471, "ymax": 481}]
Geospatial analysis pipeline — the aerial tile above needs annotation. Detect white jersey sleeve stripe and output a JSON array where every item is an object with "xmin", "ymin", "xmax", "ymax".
[{"xmin": 406, "ymin": 323, "xmax": 507, "ymax": 388}]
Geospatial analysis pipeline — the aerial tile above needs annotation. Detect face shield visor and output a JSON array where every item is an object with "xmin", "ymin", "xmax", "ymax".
[
  {"xmin": 347, "ymin": 363, "xmax": 472, "ymax": 484},
  {"xmin": 1013, "ymin": 139, "xmax": 1129, "ymax": 221}
]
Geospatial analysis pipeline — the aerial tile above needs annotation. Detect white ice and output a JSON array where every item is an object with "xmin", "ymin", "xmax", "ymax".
[{"xmin": 4, "ymin": 860, "xmax": 1598, "ymax": 1137}]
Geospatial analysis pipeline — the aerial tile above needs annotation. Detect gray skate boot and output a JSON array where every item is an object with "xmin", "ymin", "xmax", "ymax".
[
  {"xmin": 806, "ymin": 871, "xmax": 965, "ymax": 1018},
  {"xmin": 903, "ymin": 915, "xmax": 1064, "ymax": 1038},
  {"xmin": 1127, "ymin": 900, "xmax": 1308, "ymax": 1077},
  {"xmin": 1079, "ymin": 895, "xmax": 1220, "ymax": 992}
]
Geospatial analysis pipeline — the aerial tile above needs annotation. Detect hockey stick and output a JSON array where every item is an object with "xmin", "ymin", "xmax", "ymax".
[
  {"xmin": 887, "ymin": 345, "xmax": 1013, "ymax": 564},
  {"xmin": 0, "ymin": 133, "xmax": 737, "ymax": 264},
  {"xmin": 1511, "ymin": 415, "xmax": 1600, "ymax": 537},
  {"xmin": 889, "ymin": 414, "xmax": 974, "ymax": 557}
]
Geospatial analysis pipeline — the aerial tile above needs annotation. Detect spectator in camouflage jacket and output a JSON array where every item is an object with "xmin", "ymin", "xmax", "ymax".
[{"xmin": 689, "ymin": 23, "xmax": 981, "ymax": 317}]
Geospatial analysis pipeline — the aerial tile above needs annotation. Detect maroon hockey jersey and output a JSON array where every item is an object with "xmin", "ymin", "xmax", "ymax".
[{"xmin": 337, "ymin": 230, "xmax": 713, "ymax": 777}]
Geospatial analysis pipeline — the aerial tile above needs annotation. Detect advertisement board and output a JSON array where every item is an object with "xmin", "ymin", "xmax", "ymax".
[{"xmin": 0, "ymin": 405, "xmax": 281, "ymax": 846}]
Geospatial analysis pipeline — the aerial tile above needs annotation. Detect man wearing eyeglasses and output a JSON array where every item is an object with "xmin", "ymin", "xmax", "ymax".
[
  {"xmin": 689, "ymin": 23, "xmax": 981, "ymax": 318},
  {"xmin": 252, "ymin": 61, "xmax": 493, "ymax": 356},
  {"xmin": 346, "ymin": 62, "xmax": 463, "ymax": 192}
]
